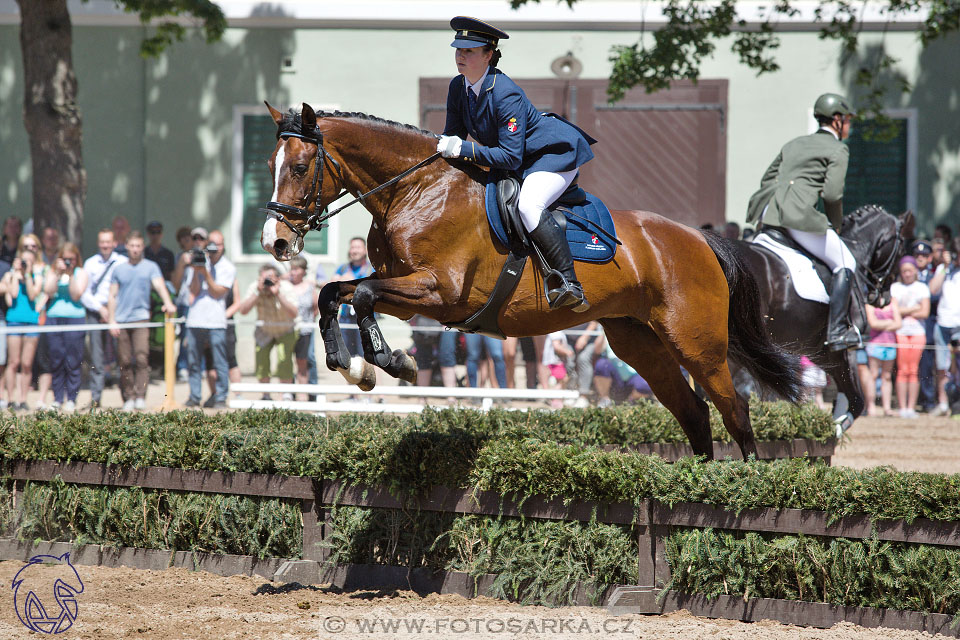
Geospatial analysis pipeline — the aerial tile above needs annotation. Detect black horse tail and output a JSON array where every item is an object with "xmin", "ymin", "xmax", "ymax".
[{"xmin": 701, "ymin": 231, "xmax": 805, "ymax": 403}]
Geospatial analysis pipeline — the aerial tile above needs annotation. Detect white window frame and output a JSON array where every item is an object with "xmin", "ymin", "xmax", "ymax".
[{"xmin": 230, "ymin": 103, "xmax": 341, "ymax": 265}]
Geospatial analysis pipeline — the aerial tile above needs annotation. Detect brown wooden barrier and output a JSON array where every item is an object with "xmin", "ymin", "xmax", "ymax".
[{"xmin": 4, "ymin": 456, "xmax": 958, "ymax": 636}]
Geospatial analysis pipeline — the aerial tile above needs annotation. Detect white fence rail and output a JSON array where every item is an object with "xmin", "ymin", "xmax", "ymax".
[{"xmin": 229, "ymin": 383, "xmax": 579, "ymax": 414}]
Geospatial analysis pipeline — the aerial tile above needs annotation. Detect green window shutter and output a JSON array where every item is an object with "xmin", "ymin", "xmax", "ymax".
[
  {"xmin": 241, "ymin": 114, "xmax": 328, "ymax": 256},
  {"xmin": 843, "ymin": 118, "xmax": 907, "ymax": 216}
]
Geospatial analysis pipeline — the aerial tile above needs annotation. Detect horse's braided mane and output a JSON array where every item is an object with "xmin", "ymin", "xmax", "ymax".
[{"xmin": 278, "ymin": 108, "xmax": 432, "ymax": 138}]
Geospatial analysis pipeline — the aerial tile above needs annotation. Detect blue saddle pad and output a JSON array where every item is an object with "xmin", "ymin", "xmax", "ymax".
[{"xmin": 484, "ymin": 182, "xmax": 617, "ymax": 264}]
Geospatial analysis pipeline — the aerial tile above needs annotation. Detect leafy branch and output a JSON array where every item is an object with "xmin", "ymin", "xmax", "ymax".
[
  {"xmin": 511, "ymin": 0, "xmax": 957, "ymax": 117},
  {"xmin": 105, "ymin": 0, "xmax": 227, "ymax": 57}
]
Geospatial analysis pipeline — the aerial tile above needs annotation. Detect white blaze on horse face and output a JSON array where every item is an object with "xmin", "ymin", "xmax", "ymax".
[
  {"xmin": 270, "ymin": 144, "xmax": 286, "ymax": 202},
  {"xmin": 262, "ymin": 143, "xmax": 285, "ymax": 254},
  {"xmin": 261, "ymin": 217, "xmax": 279, "ymax": 253}
]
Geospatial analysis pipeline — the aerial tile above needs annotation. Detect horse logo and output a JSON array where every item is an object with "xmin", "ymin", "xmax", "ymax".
[{"xmin": 11, "ymin": 552, "xmax": 84, "ymax": 634}]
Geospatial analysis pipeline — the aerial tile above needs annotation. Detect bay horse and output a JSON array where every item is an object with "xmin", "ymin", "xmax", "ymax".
[
  {"xmin": 260, "ymin": 102, "xmax": 804, "ymax": 460},
  {"xmin": 735, "ymin": 206, "xmax": 913, "ymax": 432}
]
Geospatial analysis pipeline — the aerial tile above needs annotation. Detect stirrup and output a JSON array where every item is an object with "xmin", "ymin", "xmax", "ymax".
[
  {"xmin": 543, "ymin": 269, "xmax": 590, "ymax": 312},
  {"xmin": 825, "ymin": 326, "xmax": 862, "ymax": 352}
]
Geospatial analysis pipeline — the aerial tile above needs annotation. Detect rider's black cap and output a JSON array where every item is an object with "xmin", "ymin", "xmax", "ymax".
[
  {"xmin": 450, "ymin": 17, "xmax": 509, "ymax": 48},
  {"xmin": 911, "ymin": 240, "xmax": 933, "ymax": 256}
]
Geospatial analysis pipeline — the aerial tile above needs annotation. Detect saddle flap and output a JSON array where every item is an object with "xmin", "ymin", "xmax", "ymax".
[{"xmin": 495, "ymin": 176, "xmax": 528, "ymax": 251}]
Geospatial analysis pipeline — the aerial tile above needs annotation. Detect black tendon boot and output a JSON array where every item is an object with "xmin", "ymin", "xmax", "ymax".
[
  {"xmin": 528, "ymin": 211, "xmax": 590, "ymax": 312},
  {"xmin": 825, "ymin": 268, "xmax": 862, "ymax": 351}
]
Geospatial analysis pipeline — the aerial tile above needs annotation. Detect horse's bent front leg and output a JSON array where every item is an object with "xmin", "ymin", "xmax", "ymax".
[
  {"xmin": 317, "ymin": 281, "xmax": 376, "ymax": 390},
  {"xmin": 351, "ymin": 273, "xmax": 443, "ymax": 384}
]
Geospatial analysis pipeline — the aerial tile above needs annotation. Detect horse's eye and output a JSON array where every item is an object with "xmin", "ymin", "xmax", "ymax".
[{"xmin": 294, "ymin": 164, "xmax": 308, "ymax": 175}]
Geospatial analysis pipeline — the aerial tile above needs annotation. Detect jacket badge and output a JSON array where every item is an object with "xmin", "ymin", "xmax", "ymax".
[{"xmin": 506, "ymin": 117, "xmax": 518, "ymax": 133}]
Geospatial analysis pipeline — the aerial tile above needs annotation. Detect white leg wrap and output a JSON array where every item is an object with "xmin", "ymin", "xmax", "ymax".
[{"xmin": 339, "ymin": 356, "xmax": 367, "ymax": 385}]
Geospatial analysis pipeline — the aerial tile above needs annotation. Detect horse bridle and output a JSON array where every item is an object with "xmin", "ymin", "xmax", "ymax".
[
  {"xmin": 263, "ymin": 125, "xmax": 441, "ymax": 246},
  {"xmin": 856, "ymin": 216, "xmax": 903, "ymax": 306},
  {"xmin": 263, "ymin": 127, "xmax": 346, "ymax": 244}
]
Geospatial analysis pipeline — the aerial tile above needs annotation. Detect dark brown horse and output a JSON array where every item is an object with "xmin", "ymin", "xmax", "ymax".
[{"xmin": 260, "ymin": 102, "xmax": 803, "ymax": 460}]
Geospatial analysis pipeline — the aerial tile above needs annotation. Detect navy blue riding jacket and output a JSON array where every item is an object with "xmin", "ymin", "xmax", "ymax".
[{"xmin": 442, "ymin": 68, "xmax": 596, "ymax": 179}]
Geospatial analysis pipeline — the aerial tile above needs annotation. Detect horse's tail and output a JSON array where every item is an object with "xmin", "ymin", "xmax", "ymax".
[{"xmin": 700, "ymin": 231, "xmax": 805, "ymax": 403}]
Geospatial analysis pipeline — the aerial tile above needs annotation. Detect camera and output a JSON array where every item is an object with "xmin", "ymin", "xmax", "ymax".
[
  {"xmin": 63, "ymin": 258, "xmax": 73, "ymax": 268},
  {"xmin": 191, "ymin": 248, "xmax": 206, "ymax": 266},
  {"xmin": 262, "ymin": 278, "xmax": 276, "ymax": 288}
]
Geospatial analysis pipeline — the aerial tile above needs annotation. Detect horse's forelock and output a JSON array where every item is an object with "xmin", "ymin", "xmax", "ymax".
[{"xmin": 276, "ymin": 109, "xmax": 306, "ymax": 139}]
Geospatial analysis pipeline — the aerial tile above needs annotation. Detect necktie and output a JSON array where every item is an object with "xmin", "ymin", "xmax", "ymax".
[{"xmin": 467, "ymin": 89, "xmax": 479, "ymax": 116}]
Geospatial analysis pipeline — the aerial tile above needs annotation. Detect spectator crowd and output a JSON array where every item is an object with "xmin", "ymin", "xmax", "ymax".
[{"xmin": 5, "ymin": 214, "xmax": 960, "ymax": 414}]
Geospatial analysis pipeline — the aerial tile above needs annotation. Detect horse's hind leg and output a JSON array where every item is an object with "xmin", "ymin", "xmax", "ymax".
[
  {"xmin": 318, "ymin": 282, "xmax": 377, "ymax": 390},
  {"xmin": 647, "ymin": 315, "xmax": 758, "ymax": 460},
  {"xmin": 601, "ymin": 319, "xmax": 714, "ymax": 459}
]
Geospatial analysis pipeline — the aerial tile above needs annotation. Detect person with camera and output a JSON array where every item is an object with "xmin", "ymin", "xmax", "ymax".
[
  {"xmin": 182, "ymin": 230, "xmax": 235, "ymax": 408},
  {"xmin": 234, "ymin": 264, "xmax": 297, "ymax": 399},
  {"xmin": 1, "ymin": 241, "xmax": 44, "ymax": 410},
  {"xmin": 171, "ymin": 227, "xmax": 210, "ymax": 380},
  {"xmin": 107, "ymin": 231, "xmax": 176, "ymax": 411},
  {"xmin": 80, "ymin": 228, "xmax": 128, "ymax": 410},
  {"xmin": 42, "ymin": 242, "xmax": 88, "ymax": 410}
]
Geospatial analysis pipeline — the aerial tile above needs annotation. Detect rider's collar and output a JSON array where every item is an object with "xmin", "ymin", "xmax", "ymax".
[{"xmin": 818, "ymin": 126, "xmax": 840, "ymax": 141}]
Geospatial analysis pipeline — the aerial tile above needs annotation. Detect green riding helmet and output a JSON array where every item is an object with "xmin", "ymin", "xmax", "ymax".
[{"xmin": 814, "ymin": 93, "xmax": 853, "ymax": 118}]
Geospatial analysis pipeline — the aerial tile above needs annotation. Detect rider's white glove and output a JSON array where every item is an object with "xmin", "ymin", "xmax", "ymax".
[{"xmin": 437, "ymin": 135, "xmax": 463, "ymax": 158}]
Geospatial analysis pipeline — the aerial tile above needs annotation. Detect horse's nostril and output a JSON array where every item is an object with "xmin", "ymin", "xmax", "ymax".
[{"xmin": 274, "ymin": 238, "xmax": 288, "ymax": 257}]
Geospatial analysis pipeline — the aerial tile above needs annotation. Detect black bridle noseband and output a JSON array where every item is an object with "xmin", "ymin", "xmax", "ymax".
[
  {"xmin": 263, "ymin": 127, "xmax": 346, "ymax": 244},
  {"xmin": 263, "ymin": 124, "xmax": 441, "ymax": 247}
]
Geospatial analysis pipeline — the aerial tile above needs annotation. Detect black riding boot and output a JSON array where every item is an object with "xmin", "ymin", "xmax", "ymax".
[
  {"xmin": 528, "ymin": 211, "xmax": 590, "ymax": 312},
  {"xmin": 825, "ymin": 268, "xmax": 861, "ymax": 351}
]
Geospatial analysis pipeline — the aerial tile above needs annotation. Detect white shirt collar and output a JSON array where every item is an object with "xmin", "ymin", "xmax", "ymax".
[
  {"xmin": 465, "ymin": 67, "xmax": 489, "ymax": 97},
  {"xmin": 818, "ymin": 126, "xmax": 840, "ymax": 140}
]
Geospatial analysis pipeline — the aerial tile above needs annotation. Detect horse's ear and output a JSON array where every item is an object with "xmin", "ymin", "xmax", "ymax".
[
  {"xmin": 301, "ymin": 103, "xmax": 318, "ymax": 130},
  {"xmin": 264, "ymin": 101, "xmax": 284, "ymax": 126},
  {"xmin": 901, "ymin": 209, "xmax": 916, "ymax": 239}
]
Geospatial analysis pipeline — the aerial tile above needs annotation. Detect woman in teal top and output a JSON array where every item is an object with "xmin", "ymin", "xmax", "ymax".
[
  {"xmin": 43, "ymin": 242, "xmax": 89, "ymax": 409},
  {"xmin": 1, "ymin": 244, "xmax": 43, "ymax": 411}
]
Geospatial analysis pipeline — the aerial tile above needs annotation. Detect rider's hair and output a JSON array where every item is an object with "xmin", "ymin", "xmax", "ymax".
[
  {"xmin": 815, "ymin": 115, "xmax": 834, "ymax": 127},
  {"xmin": 482, "ymin": 45, "xmax": 502, "ymax": 68}
]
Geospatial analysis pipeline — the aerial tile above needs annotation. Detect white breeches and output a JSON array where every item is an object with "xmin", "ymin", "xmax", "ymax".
[
  {"xmin": 787, "ymin": 228, "xmax": 856, "ymax": 273},
  {"xmin": 517, "ymin": 169, "xmax": 579, "ymax": 231}
]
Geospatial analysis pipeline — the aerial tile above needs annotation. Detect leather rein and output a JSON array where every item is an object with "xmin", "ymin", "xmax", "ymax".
[{"xmin": 263, "ymin": 127, "xmax": 440, "ymax": 244}]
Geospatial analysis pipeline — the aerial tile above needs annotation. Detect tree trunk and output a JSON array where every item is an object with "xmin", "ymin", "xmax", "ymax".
[{"xmin": 16, "ymin": 0, "xmax": 85, "ymax": 247}]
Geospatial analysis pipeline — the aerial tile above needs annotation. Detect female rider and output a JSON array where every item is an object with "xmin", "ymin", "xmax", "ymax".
[
  {"xmin": 436, "ymin": 16, "xmax": 596, "ymax": 312},
  {"xmin": 746, "ymin": 93, "xmax": 858, "ymax": 351}
]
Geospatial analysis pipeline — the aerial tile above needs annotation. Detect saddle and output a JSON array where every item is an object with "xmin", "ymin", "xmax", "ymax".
[
  {"xmin": 445, "ymin": 174, "xmax": 618, "ymax": 339},
  {"xmin": 758, "ymin": 225, "xmax": 867, "ymax": 333},
  {"xmin": 495, "ymin": 177, "xmax": 588, "ymax": 254}
]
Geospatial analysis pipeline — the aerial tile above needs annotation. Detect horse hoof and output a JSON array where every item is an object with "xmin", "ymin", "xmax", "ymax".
[
  {"xmin": 393, "ymin": 349, "xmax": 418, "ymax": 384},
  {"xmin": 357, "ymin": 361, "xmax": 377, "ymax": 392}
]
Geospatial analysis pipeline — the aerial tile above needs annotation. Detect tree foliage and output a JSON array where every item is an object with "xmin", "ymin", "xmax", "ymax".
[
  {"xmin": 511, "ymin": 0, "xmax": 960, "ymax": 114},
  {"xmin": 14, "ymin": 0, "xmax": 226, "ymax": 244},
  {"xmin": 114, "ymin": 0, "xmax": 226, "ymax": 57}
]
